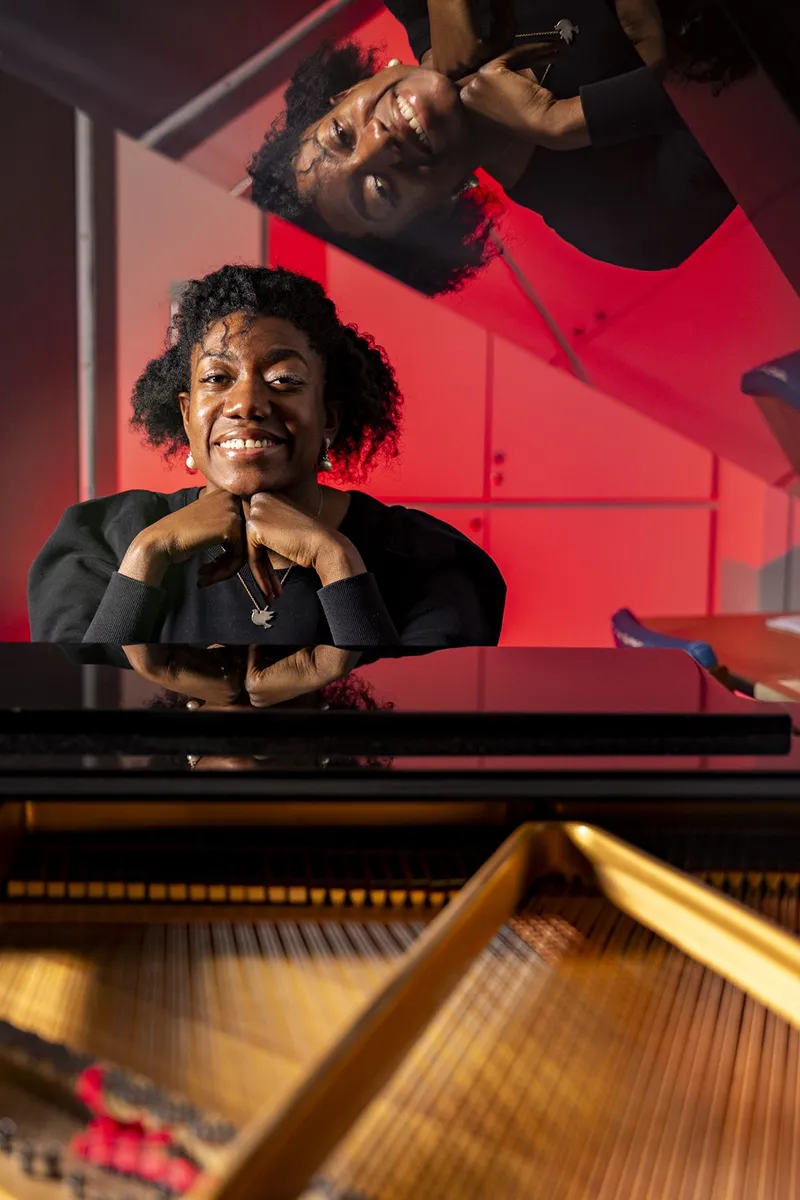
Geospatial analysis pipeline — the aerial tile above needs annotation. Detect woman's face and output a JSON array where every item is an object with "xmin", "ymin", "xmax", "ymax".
[
  {"xmin": 294, "ymin": 64, "xmax": 476, "ymax": 239},
  {"xmin": 179, "ymin": 312, "xmax": 337, "ymax": 498}
]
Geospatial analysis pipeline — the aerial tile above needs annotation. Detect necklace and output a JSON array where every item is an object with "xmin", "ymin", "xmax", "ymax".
[
  {"xmin": 515, "ymin": 18, "xmax": 579, "ymax": 44},
  {"xmin": 513, "ymin": 17, "xmax": 578, "ymax": 86},
  {"xmin": 237, "ymin": 489, "xmax": 325, "ymax": 629}
]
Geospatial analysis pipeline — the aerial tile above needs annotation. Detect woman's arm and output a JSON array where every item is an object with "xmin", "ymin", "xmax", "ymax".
[
  {"xmin": 318, "ymin": 534, "xmax": 505, "ymax": 650},
  {"xmin": 315, "ymin": 543, "xmax": 402, "ymax": 646},
  {"xmin": 385, "ymin": 0, "xmax": 681, "ymax": 151},
  {"xmin": 462, "ymin": 48, "xmax": 683, "ymax": 153},
  {"xmin": 27, "ymin": 502, "xmax": 170, "ymax": 644}
]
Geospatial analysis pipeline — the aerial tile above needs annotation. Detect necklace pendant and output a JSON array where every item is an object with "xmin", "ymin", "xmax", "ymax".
[
  {"xmin": 251, "ymin": 608, "xmax": 274, "ymax": 629},
  {"xmin": 555, "ymin": 18, "xmax": 579, "ymax": 42}
]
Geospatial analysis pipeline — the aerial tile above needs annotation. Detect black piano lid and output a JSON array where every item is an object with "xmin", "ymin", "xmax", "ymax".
[{"xmin": 0, "ymin": 644, "xmax": 791, "ymax": 761}]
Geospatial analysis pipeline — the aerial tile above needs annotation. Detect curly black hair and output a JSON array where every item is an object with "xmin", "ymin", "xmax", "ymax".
[
  {"xmin": 130, "ymin": 263, "xmax": 402, "ymax": 481},
  {"xmin": 247, "ymin": 41, "xmax": 499, "ymax": 297},
  {"xmin": 661, "ymin": 0, "xmax": 756, "ymax": 92}
]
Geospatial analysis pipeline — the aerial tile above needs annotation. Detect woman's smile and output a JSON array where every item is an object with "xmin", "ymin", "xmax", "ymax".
[{"xmin": 213, "ymin": 437, "xmax": 288, "ymax": 462}]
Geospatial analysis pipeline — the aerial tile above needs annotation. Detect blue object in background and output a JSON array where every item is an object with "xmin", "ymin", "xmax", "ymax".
[{"xmin": 611, "ymin": 608, "xmax": 719, "ymax": 671}]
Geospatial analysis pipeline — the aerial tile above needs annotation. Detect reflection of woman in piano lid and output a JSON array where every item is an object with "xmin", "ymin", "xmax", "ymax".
[
  {"xmin": 28, "ymin": 265, "xmax": 506, "ymax": 649},
  {"xmin": 124, "ymin": 644, "xmax": 394, "ymax": 771},
  {"xmin": 247, "ymin": 0, "xmax": 753, "ymax": 295},
  {"xmin": 146, "ymin": 667, "xmax": 395, "ymax": 772}
]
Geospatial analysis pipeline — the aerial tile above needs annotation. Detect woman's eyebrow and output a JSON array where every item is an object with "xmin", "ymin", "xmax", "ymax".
[{"xmin": 264, "ymin": 347, "xmax": 309, "ymax": 368}]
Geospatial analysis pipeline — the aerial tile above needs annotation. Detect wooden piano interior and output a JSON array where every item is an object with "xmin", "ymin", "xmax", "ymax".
[{"xmin": 0, "ymin": 796, "xmax": 797, "ymax": 1200}]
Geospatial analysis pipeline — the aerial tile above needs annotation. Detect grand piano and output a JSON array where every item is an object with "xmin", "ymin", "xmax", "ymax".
[{"xmin": 0, "ymin": 642, "xmax": 799, "ymax": 1200}]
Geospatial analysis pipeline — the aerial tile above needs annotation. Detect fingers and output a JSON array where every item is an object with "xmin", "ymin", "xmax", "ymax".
[
  {"xmin": 459, "ymin": 38, "xmax": 560, "ymax": 86},
  {"xmin": 124, "ymin": 645, "xmax": 244, "ymax": 705},
  {"xmin": 493, "ymin": 39, "xmax": 562, "ymax": 69},
  {"xmin": 248, "ymin": 540, "xmax": 283, "ymax": 604}
]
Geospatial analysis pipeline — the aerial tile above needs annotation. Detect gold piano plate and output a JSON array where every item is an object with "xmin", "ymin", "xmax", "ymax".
[{"xmin": 211, "ymin": 824, "xmax": 800, "ymax": 1200}]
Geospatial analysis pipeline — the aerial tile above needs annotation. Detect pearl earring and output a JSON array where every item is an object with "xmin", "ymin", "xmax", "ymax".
[
  {"xmin": 186, "ymin": 452, "xmax": 196, "ymax": 471},
  {"xmin": 388, "ymin": 58, "xmax": 402, "ymax": 67},
  {"xmin": 319, "ymin": 437, "xmax": 333, "ymax": 473}
]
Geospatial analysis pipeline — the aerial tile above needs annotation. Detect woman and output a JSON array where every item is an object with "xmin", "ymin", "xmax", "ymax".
[
  {"xmin": 29, "ymin": 265, "xmax": 506, "ymax": 647},
  {"xmin": 248, "ymin": 0, "xmax": 753, "ymax": 294}
]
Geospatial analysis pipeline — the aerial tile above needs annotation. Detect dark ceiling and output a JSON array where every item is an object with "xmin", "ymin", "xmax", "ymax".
[{"xmin": 0, "ymin": 0, "xmax": 380, "ymax": 155}]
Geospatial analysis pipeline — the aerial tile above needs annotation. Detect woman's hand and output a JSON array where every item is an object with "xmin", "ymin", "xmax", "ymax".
[
  {"xmin": 119, "ymin": 490, "xmax": 246, "ymax": 589},
  {"xmin": 120, "ymin": 487, "xmax": 367, "ymax": 604},
  {"xmin": 122, "ymin": 644, "xmax": 246, "ymax": 706},
  {"xmin": 460, "ymin": 49, "xmax": 590, "ymax": 150},
  {"xmin": 244, "ymin": 645, "xmax": 360, "ymax": 708},
  {"xmin": 122, "ymin": 643, "xmax": 360, "ymax": 711},
  {"xmin": 423, "ymin": 0, "xmax": 515, "ymax": 80}
]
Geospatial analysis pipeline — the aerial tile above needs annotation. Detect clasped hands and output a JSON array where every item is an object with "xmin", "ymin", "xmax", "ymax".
[
  {"xmin": 122, "ymin": 488, "xmax": 359, "ymax": 602},
  {"xmin": 122, "ymin": 644, "xmax": 360, "ymax": 709},
  {"xmin": 195, "ymin": 491, "xmax": 335, "ymax": 604},
  {"xmin": 425, "ymin": 0, "xmax": 665, "ymax": 150}
]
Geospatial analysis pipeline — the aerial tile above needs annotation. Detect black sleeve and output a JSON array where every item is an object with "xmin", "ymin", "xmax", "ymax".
[
  {"xmin": 27, "ymin": 501, "xmax": 170, "ymax": 644},
  {"xmin": 580, "ymin": 66, "xmax": 684, "ymax": 147},
  {"xmin": 382, "ymin": 0, "xmax": 432, "ymax": 61},
  {"xmin": 318, "ymin": 555, "xmax": 505, "ymax": 650},
  {"xmin": 318, "ymin": 573, "xmax": 401, "ymax": 646}
]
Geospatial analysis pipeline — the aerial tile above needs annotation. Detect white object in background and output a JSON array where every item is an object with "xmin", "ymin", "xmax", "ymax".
[{"xmin": 765, "ymin": 615, "xmax": 800, "ymax": 637}]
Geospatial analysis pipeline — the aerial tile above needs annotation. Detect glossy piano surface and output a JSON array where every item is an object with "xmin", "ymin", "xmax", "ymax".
[{"xmin": 0, "ymin": 644, "xmax": 792, "ymax": 768}]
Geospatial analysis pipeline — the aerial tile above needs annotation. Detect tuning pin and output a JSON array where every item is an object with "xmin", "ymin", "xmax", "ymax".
[
  {"xmin": 66, "ymin": 1171, "xmax": 86, "ymax": 1199},
  {"xmin": 43, "ymin": 1144, "xmax": 62, "ymax": 1180},
  {"xmin": 17, "ymin": 1141, "xmax": 35, "ymax": 1174},
  {"xmin": 0, "ymin": 1118, "xmax": 16, "ymax": 1152}
]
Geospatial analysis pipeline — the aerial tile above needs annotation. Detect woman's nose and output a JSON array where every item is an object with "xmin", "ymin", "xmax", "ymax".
[
  {"xmin": 356, "ymin": 120, "xmax": 404, "ymax": 167},
  {"xmin": 222, "ymin": 375, "xmax": 272, "ymax": 414}
]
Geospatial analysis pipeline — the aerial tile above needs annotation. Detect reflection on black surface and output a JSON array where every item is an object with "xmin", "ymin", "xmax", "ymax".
[
  {"xmin": 0, "ymin": 643, "xmax": 792, "ymax": 764},
  {"xmin": 131, "ymin": 645, "xmax": 394, "ymax": 772}
]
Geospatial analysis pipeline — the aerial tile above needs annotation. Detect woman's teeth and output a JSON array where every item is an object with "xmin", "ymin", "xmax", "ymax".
[
  {"xmin": 396, "ymin": 94, "xmax": 431, "ymax": 149},
  {"xmin": 218, "ymin": 438, "xmax": 277, "ymax": 450}
]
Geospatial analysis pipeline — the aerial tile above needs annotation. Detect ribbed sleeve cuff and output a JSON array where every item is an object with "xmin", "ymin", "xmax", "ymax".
[
  {"xmin": 580, "ymin": 67, "xmax": 681, "ymax": 147},
  {"xmin": 82, "ymin": 572, "xmax": 167, "ymax": 643},
  {"xmin": 317, "ymin": 573, "xmax": 400, "ymax": 647}
]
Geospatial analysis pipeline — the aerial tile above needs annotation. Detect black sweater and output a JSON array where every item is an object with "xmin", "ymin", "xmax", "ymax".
[
  {"xmin": 383, "ymin": 0, "xmax": 736, "ymax": 269},
  {"xmin": 28, "ymin": 488, "xmax": 506, "ymax": 649}
]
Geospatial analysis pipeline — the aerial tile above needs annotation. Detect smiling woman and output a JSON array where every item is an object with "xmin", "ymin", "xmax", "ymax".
[
  {"xmin": 27, "ymin": 265, "xmax": 506, "ymax": 650},
  {"xmin": 249, "ymin": 0, "xmax": 753, "ymax": 294}
]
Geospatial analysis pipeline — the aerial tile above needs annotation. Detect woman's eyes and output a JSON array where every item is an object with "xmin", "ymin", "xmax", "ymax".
[
  {"xmin": 329, "ymin": 118, "xmax": 391, "ymax": 209},
  {"xmin": 267, "ymin": 374, "xmax": 305, "ymax": 388},
  {"xmin": 371, "ymin": 176, "xmax": 392, "ymax": 206},
  {"xmin": 200, "ymin": 373, "xmax": 304, "ymax": 388}
]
